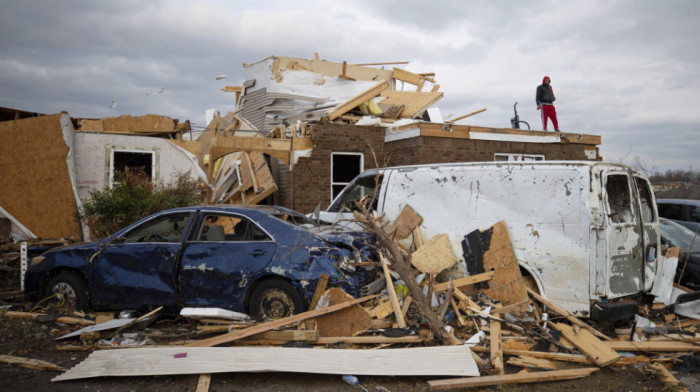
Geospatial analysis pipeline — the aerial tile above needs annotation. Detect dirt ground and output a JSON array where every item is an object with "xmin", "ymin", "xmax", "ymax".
[{"xmin": 1, "ymin": 295, "xmax": 694, "ymax": 392}]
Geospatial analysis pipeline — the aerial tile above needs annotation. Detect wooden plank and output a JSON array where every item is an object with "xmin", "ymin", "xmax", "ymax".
[
  {"xmin": 369, "ymin": 299, "xmax": 395, "ymax": 319},
  {"xmin": 434, "ymin": 271, "xmax": 496, "ymax": 292},
  {"xmin": 186, "ymin": 294, "xmax": 378, "ymax": 347},
  {"xmin": 527, "ymin": 288, "xmax": 610, "ymax": 341},
  {"xmin": 196, "ymin": 374, "xmax": 212, "ymax": 392},
  {"xmin": 392, "ymin": 67, "xmax": 427, "ymax": 86},
  {"xmin": 315, "ymin": 335, "xmax": 424, "ymax": 344},
  {"xmin": 489, "ymin": 319, "xmax": 504, "ymax": 374},
  {"xmin": 52, "ymin": 345, "xmax": 478, "ymax": 381},
  {"xmin": 379, "ymin": 253, "xmax": 406, "ymax": 328},
  {"xmin": 470, "ymin": 347, "xmax": 591, "ymax": 364},
  {"xmin": 308, "ymin": 274, "xmax": 329, "ymax": 311},
  {"xmin": 429, "ymin": 367, "xmax": 599, "ymax": 390},
  {"xmin": 507, "ymin": 355, "xmax": 559, "ymax": 370},
  {"xmin": 2, "ymin": 311, "xmax": 95, "ymax": 326},
  {"xmin": 327, "ymin": 80, "xmax": 389, "ymax": 120},
  {"xmin": 445, "ymin": 108, "xmax": 487, "ymax": 123},
  {"xmin": 0, "ymin": 354, "xmax": 66, "ymax": 371},
  {"xmin": 605, "ymin": 341, "xmax": 700, "ymax": 352},
  {"xmin": 550, "ymin": 322, "xmax": 620, "ymax": 367}
]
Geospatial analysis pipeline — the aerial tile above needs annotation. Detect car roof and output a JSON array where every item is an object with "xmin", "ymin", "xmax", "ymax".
[
  {"xmin": 657, "ymin": 199, "xmax": 700, "ymax": 206},
  {"xmin": 163, "ymin": 205, "xmax": 291, "ymax": 215}
]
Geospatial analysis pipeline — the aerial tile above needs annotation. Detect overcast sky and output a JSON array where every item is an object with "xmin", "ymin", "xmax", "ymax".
[{"xmin": 1, "ymin": 0, "xmax": 698, "ymax": 173}]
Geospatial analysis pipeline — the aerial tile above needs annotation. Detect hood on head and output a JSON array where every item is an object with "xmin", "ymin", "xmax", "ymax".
[{"xmin": 543, "ymin": 76, "xmax": 550, "ymax": 83}]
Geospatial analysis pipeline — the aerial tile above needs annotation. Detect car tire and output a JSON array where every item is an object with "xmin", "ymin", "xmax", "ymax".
[
  {"xmin": 44, "ymin": 273, "xmax": 89, "ymax": 311},
  {"xmin": 248, "ymin": 279, "xmax": 305, "ymax": 318}
]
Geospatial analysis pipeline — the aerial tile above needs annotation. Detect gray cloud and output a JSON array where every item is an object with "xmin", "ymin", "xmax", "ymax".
[{"xmin": 0, "ymin": 0, "xmax": 698, "ymax": 171}]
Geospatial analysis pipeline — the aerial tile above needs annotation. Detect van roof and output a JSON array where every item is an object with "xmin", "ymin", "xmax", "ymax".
[{"xmin": 358, "ymin": 160, "xmax": 643, "ymax": 175}]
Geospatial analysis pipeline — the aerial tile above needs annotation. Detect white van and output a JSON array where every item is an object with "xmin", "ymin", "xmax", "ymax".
[{"xmin": 319, "ymin": 161, "xmax": 660, "ymax": 318}]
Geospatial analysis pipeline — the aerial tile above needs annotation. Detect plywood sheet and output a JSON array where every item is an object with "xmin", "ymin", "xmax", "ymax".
[
  {"xmin": 276, "ymin": 57, "xmax": 394, "ymax": 82},
  {"xmin": 0, "ymin": 114, "xmax": 81, "ymax": 238},
  {"xmin": 53, "ymin": 345, "xmax": 479, "ymax": 381},
  {"xmin": 379, "ymin": 91, "xmax": 443, "ymax": 118},
  {"xmin": 411, "ymin": 233, "xmax": 458, "ymax": 274},
  {"xmin": 315, "ymin": 288, "xmax": 372, "ymax": 337}
]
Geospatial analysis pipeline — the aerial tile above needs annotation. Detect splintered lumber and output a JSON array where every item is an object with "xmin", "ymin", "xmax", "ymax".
[
  {"xmin": 2, "ymin": 311, "xmax": 95, "ymax": 326},
  {"xmin": 378, "ymin": 91, "xmax": 443, "ymax": 119},
  {"xmin": 464, "ymin": 222, "xmax": 528, "ymax": 306},
  {"xmin": 605, "ymin": 341, "xmax": 700, "ymax": 352},
  {"xmin": 186, "ymin": 294, "xmax": 379, "ymax": 347},
  {"xmin": 434, "ymin": 271, "xmax": 496, "ymax": 292},
  {"xmin": 550, "ymin": 322, "xmax": 620, "ymax": 367},
  {"xmin": 370, "ymin": 299, "xmax": 395, "ymax": 319},
  {"xmin": 303, "ymin": 273, "xmax": 329, "ymax": 330},
  {"xmin": 429, "ymin": 367, "xmax": 598, "ymax": 390},
  {"xmin": 0, "ymin": 354, "xmax": 66, "ymax": 371},
  {"xmin": 652, "ymin": 363, "xmax": 690, "ymax": 392},
  {"xmin": 379, "ymin": 253, "xmax": 407, "ymax": 328},
  {"xmin": 52, "ymin": 345, "xmax": 478, "ymax": 382},
  {"xmin": 315, "ymin": 288, "xmax": 372, "ymax": 337},
  {"xmin": 507, "ymin": 355, "xmax": 559, "ymax": 370},
  {"xmin": 471, "ymin": 347, "xmax": 591, "ymax": 364},
  {"xmin": 410, "ymin": 233, "xmax": 458, "ymax": 275},
  {"xmin": 445, "ymin": 108, "xmax": 487, "ymax": 123},
  {"xmin": 527, "ymin": 288, "xmax": 610, "ymax": 341},
  {"xmin": 390, "ymin": 205, "xmax": 423, "ymax": 239},
  {"xmin": 328, "ymin": 80, "xmax": 389, "ymax": 120},
  {"xmin": 489, "ymin": 319, "xmax": 504, "ymax": 374}
]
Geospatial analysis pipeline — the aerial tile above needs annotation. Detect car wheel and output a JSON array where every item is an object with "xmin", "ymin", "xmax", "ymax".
[
  {"xmin": 44, "ymin": 273, "xmax": 89, "ymax": 311},
  {"xmin": 249, "ymin": 280, "xmax": 304, "ymax": 318}
]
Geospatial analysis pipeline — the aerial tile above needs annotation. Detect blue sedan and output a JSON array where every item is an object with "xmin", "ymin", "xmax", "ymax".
[{"xmin": 23, "ymin": 205, "xmax": 376, "ymax": 317}]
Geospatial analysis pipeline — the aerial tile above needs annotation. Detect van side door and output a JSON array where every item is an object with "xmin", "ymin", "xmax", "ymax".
[
  {"xmin": 633, "ymin": 175, "xmax": 659, "ymax": 291},
  {"xmin": 603, "ymin": 171, "xmax": 645, "ymax": 297}
]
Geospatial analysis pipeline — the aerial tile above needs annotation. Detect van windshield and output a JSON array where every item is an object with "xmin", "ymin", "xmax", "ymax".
[{"xmin": 327, "ymin": 174, "xmax": 382, "ymax": 213}]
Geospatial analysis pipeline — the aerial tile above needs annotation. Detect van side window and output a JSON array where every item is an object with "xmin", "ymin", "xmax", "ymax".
[
  {"xmin": 327, "ymin": 174, "xmax": 382, "ymax": 213},
  {"xmin": 605, "ymin": 174, "xmax": 634, "ymax": 224},
  {"xmin": 658, "ymin": 203, "xmax": 682, "ymax": 220},
  {"xmin": 634, "ymin": 177, "xmax": 655, "ymax": 223}
]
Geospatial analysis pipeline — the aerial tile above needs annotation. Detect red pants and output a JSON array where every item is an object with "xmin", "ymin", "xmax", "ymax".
[{"xmin": 541, "ymin": 104, "xmax": 558, "ymax": 131}]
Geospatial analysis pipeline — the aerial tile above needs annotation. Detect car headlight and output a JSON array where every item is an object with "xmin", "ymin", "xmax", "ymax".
[{"xmin": 30, "ymin": 256, "xmax": 44, "ymax": 267}]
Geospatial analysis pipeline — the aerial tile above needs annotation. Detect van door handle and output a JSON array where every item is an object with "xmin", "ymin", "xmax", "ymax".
[{"xmin": 249, "ymin": 250, "xmax": 267, "ymax": 257}]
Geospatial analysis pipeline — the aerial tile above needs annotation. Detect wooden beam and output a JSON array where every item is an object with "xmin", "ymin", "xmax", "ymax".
[
  {"xmin": 196, "ymin": 374, "xmax": 212, "ymax": 392},
  {"xmin": 429, "ymin": 367, "xmax": 599, "ymax": 390},
  {"xmin": 527, "ymin": 288, "xmax": 610, "ymax": 341},
  {"xmin": 433, "ymin": 271, "xmax": 495, "ymax": 292},
  {"xmin": 652, "ymin": 363, "xmax": 690, "ymax": 392},
  {"xmin": 353, "ymin": 61, "xmax": 409, "ymax": 66},
  {"xmin": 328, "ymin": 80, "xmax": 389, "ymax": 120},
  {"xmin": 470, "ymin": 347, "xmax": 591, "ymax": 364},
  {"xmin": 221, "ymin": 86, "xmax": 242, "ymax": 93},
  {"xmin": 445, "ymin": 108, "xmax": 487, "ymax": 124},
  {"xmin": 2, "ymin": 311, "xmax": 95, "ymax": 326},
  {"xmin": 550, "ymin": 322, "xmax": 620, "ymax": 367},
  {"xmin": 605, "ymin": 341, "xmax": 700, "ymax": 352},
  {"xmin": 379, "ymin": 253, "xmax": 407, "ymax": 328},
  {"xmin": 315, "ymin": 335, "xmax": 424, "ymax": 344},
  {"xmin": 489, "ymin": 319, "xmax": 504, "ymax": 374},
  {"xmin": 186, "ymin": 294, "xmax": 379, "ymax": 347}
]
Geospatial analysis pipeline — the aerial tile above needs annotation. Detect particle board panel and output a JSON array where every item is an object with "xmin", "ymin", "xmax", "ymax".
[
  {"xmin": 52, "ymin": 345, "xmax": 478, "ymax": 381},
  {"xmin": 410, "ymin": 233, "xmax": 458, "ymax": 275},
  {"xmin": 315, "ymin": 287, "xmax": 372, "ymax": 337},
  {"xmin": 77, "ymin": 114, "xmax": 176, "ymax": 134},
  {"xmin": 0, "ymin": 114, "xmax": 81, "ymax": 238}
]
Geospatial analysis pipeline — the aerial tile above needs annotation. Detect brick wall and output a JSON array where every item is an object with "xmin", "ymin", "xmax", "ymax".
[{"xmin": 289, "ymin": 124, "xmax": 596, "ymax": 213}]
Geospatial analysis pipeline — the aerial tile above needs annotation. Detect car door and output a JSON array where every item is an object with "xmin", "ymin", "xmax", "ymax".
[
  {"xmin": 602, "ymin": 171, "xmax": 645, "ymax": 297},
  {"xmin": 90, "ymin": 212, "xmax": 192, "ymax": 309},
  {"xmin": 178, "ymin": 212, "xmax": 276, "ymax": 311},
  {"xmin": 633, "ymin": 175, "xmax": 659, "ymax": 291}
]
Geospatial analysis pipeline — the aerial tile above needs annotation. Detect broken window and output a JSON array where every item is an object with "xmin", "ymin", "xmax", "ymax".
[
  {"xmin": 123, "ymin": 213, "xmax": 190, "ymax": 243},
  {"xmin": 494, "ymin": 153, "xmax": 545, "ymax": 162},
  {"xmin": 331, "ymin": 152, "xmax": 363, "ymax": 202},
  {"xmin": 196, "ymin": 214, "xmax": 270, "ymax": 242},
  {"xmin": 634, "ymin": 177, "xmax": 655, "ymax": 223},
  {"xmin": 110, "ymin": 150, "xmax": 155, "ymax": 187},
  {"xmin": 327, "ymin": 173, "xmax": 382, "ymax": 213},
  {"xmin": 605, "ymin": 174, "xmax": 634, "ymax": 224}
]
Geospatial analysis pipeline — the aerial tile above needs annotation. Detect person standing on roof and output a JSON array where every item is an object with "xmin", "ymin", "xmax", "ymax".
[{"xmin": 536, "ymin": 76, "xmax": 560, "ymax": 132}]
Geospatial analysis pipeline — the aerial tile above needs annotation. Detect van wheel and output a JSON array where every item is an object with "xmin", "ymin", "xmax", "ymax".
[
  {"xmin": 44, "ymin": 273, "xmax": 89, "ymax": 311},
  {"xmin": 249, "ymin": 280, "xmax": 304, "ymax": 318}
]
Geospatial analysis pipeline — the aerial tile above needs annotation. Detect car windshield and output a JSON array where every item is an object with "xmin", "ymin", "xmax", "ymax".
[
  {"xmin": 660, "ymin": 219, "xmax": 700, "ymax": 253},
  {"xmin": 269, "ymin": 209, "xmax": 319, "ymax": 231}
]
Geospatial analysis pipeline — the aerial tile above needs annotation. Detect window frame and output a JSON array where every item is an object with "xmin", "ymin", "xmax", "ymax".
[
  {"xmin": 330, "ymin": 152, "xmax": 364, "ymax": 203},
  {"xmin": 108, "ymin": 148, "xmax": 156, "ymax": 188}
]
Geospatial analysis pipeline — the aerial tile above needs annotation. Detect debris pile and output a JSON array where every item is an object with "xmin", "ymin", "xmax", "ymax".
[{"xmin": 1, "ymin": 203, "xmax": 698, "ymax": 390}]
